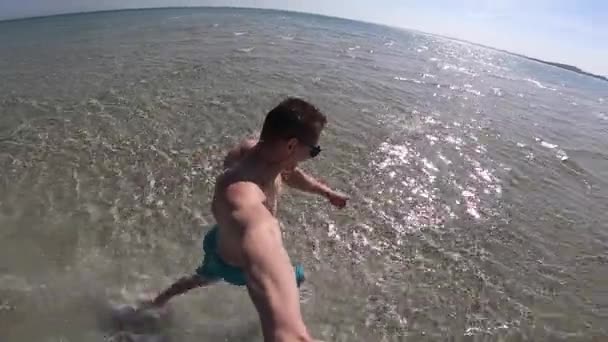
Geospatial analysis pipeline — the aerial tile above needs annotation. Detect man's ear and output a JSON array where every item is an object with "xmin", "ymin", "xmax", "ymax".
[{"xmin": 286, "ymin": 137, "xmax": 298, "ymax": 152}]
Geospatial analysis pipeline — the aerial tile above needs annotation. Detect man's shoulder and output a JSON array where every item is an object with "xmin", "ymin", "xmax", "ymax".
[
  {"xmin": 224, "ymin": 181, "xmax": 266, "ymax": 207},
  {"xmin": 232, "ymin": 138, "xmax": 257, "ymax": 156},
  {"xmin": 224, "ymin": 138, "xmax": 258, "ymax": 169}
]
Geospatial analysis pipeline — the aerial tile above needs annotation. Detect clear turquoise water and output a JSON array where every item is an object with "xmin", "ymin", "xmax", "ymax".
[{"xmin": 1, "ymin": 7, "xmax": 607, "ymax": 342}]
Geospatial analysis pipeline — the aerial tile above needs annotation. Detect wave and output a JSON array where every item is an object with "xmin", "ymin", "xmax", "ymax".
[
  {"xmin": 524, "ymin": 78, "xmax": 557, "ymax": 91},
  {"xmin": 394, "ymin": 76, "xmax": 422, "ymax": 84},
  {"xmin": 441, "ymin": 63, "xmax": 478, "ymax": 77},
  {"xmin": 236, "ymin": 47, "xmax": 255, "ymax": 53}
]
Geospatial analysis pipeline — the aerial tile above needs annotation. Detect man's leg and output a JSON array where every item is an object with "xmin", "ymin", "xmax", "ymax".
[{"xmin": 150, "ymin": 274, "xmax": 216, "ymax": 307}]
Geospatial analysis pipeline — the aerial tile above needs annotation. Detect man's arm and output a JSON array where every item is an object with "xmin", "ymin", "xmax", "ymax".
[
  {"xmin": 281, "ymin": 168, "xmax": 331, "ymax": 197},
  {"xmin": 282, "ymin": 168, "xmax": 348, "ymax": 208},
  {"xmin": 227, "ymin": 183, "xmax": 313, "ymax": 342}
]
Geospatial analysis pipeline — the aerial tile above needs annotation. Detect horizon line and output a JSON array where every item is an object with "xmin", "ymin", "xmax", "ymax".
[{"xmin": 0, "ymin": 5, "xmax": 605, "ymax": 79}]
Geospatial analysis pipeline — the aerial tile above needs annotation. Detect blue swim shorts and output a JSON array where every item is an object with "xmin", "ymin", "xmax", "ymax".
[{"xmin": 195, "ymin": 225, "xmax": 305, "ymax": 287}]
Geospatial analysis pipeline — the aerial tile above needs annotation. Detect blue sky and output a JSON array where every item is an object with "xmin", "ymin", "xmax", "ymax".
[{"xmin": 1, "ymin": 0, "xmax": 606, "ymax": 75}]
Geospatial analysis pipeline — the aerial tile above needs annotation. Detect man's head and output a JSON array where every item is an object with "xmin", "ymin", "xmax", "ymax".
[{"xmin": 259, "ymin": 97, "xmax": 327, "ymax": 169}]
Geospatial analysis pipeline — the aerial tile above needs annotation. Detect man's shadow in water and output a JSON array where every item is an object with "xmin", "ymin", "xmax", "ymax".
[
  {"xmin": 95, "ymin": 298, "xmax": 262, "ymax": 342},
  {"xmin": 195, "ymin": 320, "xmax": 262, "ymax": 342}
]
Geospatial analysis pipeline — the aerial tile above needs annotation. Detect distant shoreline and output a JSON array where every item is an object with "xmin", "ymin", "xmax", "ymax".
[
  {"xmin": 413, "ymin": 32, "xmax": 608, "ymax": 83},
  {"xmin": 516, "ymin": 55, "xmax": 607, "ymax": 82},
  {"xmin": 1, "ymin": 6, "xmax": 606, "ymax": 82}
]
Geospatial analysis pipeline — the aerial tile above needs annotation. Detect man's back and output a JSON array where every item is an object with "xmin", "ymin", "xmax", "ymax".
[
  {"xmin": 210, "ymin": 162, "xmax": 313, "ymax": 342},
  {"xmin": 210, "ymin": 166, "xmax": 268, "ymax": 267}
]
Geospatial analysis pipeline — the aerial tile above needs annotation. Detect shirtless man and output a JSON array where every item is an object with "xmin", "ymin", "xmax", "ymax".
[{"xmin": 147, "ymin": 98, "xmax": 348, "ymax": 341}]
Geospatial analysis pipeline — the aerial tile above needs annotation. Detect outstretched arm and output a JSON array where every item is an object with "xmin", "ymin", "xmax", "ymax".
[
  {"xmin": 228, "ymin": 183, "xmax": 313, "ymax": 342},
  {"xmin": 282, "ymin": 168, "xmax": 348, "ymax": 208}
]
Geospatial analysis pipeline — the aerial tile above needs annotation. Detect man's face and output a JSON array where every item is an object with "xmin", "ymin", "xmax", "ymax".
[{"xmin": 281, "ymin": 134, "xmax": 322, "ymax": 170}]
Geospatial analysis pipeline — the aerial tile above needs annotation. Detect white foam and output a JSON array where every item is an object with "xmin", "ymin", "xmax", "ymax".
[
  {"xmin": 421, "ymin": 158, "xmax": 439, "ymax": 172},
  {"xmin": 279, "ymin": 35, "xmax": 294, "ymax": 40},
  {"xmin": 394, "ymin": 76, "xmax": 422, "ymax": 84},
  {"xmin": 466, "ymin": 206, "xmax": 481, "ymax": 219},
  {"xmin": 426, "ymin": 134, "xmax": 439, "ymax": 144},
  {"xmin": 0, "ymin": 274, "xmax": 33, "ymax": 292},
  {"xmin": 475, "ymin": 167, "xmax": 493, "ymax": 182},
  {"xmin": 384, "ymin": 41, "xmax": 394, "ymax": 47},
  {"xmin": 458, "ymin": 67, "xmax": 477, "ymax": 76},
  {"xmin": 425, "ymin": 116, "xmax": 438, "ymax": 124},
  {"xmin": 516, "ymin": 142, "xmax": 526, "ymax": 148},
  {"xmin": 377, "ymin": 142, "xmax": 410, "ymax": 168},
  {"xmin": 445, "ymin": 135, "xmax": 463, "ymax": 145},
  {"xmin": 525, "ymin": 78, "xmax": 556, "ymax": 91},
  {"xmin": 462, "ymin": 190, "xmax": 475, "ymax": 198},
  {"xmin": 492, "ymin": 88, "xmax": 503, "ymax": 96},
  {"xmin": 429, "ymin": 57, "xmax": 439, "ymax": 62},
  {"xmin": 540, "ymin": 141, "xmax": 558, "ymax": 149},
  {"xmin": 597, "ymin": 112, "xmax": 608, "ymax": 121},
  {"xmin": 237, "ymin": 47, "xmax": 255, "ymax": 53},
  {"xmin": 438, "ymin": 153, "xmax": 452, "ymax": 165},
  {"xmin": 422, "ymin": 73, "xmax": 436, "ymax": 79},
  {"xmin": 327, "ymin": 223, "xmax": 340, "ymax": 241},
  {"xmin": 466, "ymin": 89, "xmax": 482, "ymax": 96}
]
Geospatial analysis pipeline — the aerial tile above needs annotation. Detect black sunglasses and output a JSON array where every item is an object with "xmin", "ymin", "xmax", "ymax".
[{"xmin": 301, "ymin": 142, "xmax": 322, "ymax": 158}]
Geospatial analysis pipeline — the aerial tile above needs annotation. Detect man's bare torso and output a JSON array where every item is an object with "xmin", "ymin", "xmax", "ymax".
[{"xmin": 210, "ymin": 139, "xmax": 283, "ymax": 267}]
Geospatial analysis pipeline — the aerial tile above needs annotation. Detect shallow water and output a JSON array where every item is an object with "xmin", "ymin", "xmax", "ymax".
[{"xmin": 1, "ymin": 7, "xmax": 607, "ymax": 342}]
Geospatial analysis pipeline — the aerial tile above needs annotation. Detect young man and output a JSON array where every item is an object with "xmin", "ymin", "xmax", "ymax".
[{"xmin": 147, "ymin": 98, "xmax": 348, "ymax": 341}]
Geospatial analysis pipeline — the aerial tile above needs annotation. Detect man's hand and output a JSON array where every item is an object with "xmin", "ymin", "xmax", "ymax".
[{"xmin": 325, "ymin": 190, "xmax": 349, "ymax": 209}]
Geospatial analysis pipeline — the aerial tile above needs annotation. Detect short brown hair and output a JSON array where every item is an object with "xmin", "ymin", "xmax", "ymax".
[{"xmin": 260, "ymin": 98, "xmax": 327, "ymax": 144}]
